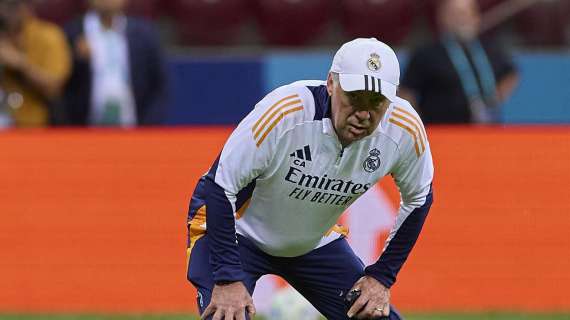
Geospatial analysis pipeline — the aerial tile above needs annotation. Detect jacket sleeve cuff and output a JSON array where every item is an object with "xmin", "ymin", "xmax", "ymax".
[
  {"xmin": 212, "ymin": 265, "xmax": 246, "ymax": 283},
  {"xmin": 364, "ymin": 262, "xmax": 396, "ymax": 288}
]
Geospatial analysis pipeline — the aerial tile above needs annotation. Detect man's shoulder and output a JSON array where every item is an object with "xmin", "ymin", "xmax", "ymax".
[
  {"xmin": 270, "ymin": 80, "xmax": 326, "ymax": 100},
  {"xmin": 247, "ymin": 81, "xmax": 325, "ymax": 148},
  {"xmin": 382, "ymin": 97, "xmax": 429, "ymax": 158},
  {"xmin": 256, "ymin": 80, "xmax": 327, "ymax": 121},
  {"xmin": 288, "ymin": 80, "xmax": 327, "ymax": 88},
  {"xmin": 28, "ymin": 17, "xmax": 66, "ymax": 40}
]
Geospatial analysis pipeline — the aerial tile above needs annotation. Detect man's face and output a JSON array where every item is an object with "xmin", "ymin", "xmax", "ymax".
[
  {"xmin": 439, "ymin": 0, "xmax": 481, "ymax": 41},
  {"xmin": 326, "ymin": 73, "xmax": 390, "ymax": 146}
]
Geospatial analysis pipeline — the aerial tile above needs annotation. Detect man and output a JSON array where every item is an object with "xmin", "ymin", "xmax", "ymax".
[
  {"xmin": 186, "ymin": 38, "xmax": 434, "ymax": 320},
  {"xmin": 0, "ymin": 0, "xmax": 71, "ymax": 127},
  {"xmin": 400, "ymin": 0, "xmax": 519, "ymax": 124},
  {"xmin": 63, "ymin": 0, "xmax": 166, "ymax": 126}
]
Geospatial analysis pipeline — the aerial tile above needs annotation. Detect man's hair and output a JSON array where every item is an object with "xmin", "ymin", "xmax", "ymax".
[
  {"xmin": 331, "ymin": 72, "xmax": 340, "ymax": 84},
  {"xmin": 330, "ymin": 72, "xmax": 387, "ymax": 109}
]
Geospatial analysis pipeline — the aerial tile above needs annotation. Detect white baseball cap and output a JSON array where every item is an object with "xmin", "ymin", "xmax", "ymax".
[{"xmin": 330, "ymin": 38, "xmax": 400, "ymax": 102}]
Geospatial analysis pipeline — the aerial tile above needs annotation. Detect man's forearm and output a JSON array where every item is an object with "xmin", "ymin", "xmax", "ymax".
[
  {"xmin": 204, "ymin": 175, "xmax": 245, "ymax": 283},
  {"xmin": 365, "ymin": 186, "xmax": 433, "ymax": 287}
]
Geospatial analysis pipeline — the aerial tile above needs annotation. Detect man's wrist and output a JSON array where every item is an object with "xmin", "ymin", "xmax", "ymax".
[
  {"xmin": 364, "ymin": 263, "xmax": 395, "ymax": 289},
  {"xmin": 213, "ymin": 266, "xmax": 246, "ymax": 284}
]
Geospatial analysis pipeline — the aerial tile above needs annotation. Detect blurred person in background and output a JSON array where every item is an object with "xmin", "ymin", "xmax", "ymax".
[
  {"xmin": 0, "ymin": 0, "xmax": 71, "ymax": 127},
  {"xmin": 63, "ymin": 0, "xmax": 166, "ymax": 127},
  {"xmin": 400, "ymin": 0, "xmax": 519, "ymax": 124}
]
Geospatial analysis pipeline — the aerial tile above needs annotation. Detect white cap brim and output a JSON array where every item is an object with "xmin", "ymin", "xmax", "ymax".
[{"xmin": 338, "ymin": 73, "xmax": 397, "ymax": 102}]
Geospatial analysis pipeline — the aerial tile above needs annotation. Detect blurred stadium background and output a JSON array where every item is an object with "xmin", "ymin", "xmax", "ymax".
[{"xmin": 1, "ymin": 0, "xmax": 569, "ymax": 319}]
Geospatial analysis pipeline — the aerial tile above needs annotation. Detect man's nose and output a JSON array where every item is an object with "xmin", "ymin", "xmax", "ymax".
[{"xmin": 354, "ymin": 110, "xmax": 371, "ymax": 121}]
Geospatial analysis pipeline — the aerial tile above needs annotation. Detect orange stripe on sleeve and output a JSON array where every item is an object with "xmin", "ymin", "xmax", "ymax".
[
  {"xmin": 254, "ymin": 99, "xmax": 303, "ymax": 139},
  {"xmin": 256, "ymin": 106, "xmax": 304, "ymax": 147},
  {"xmin": 391, "ymin": 112, "xmax": 425, "ymax": 153},
  {"xmin": 389, "ymin": 118, "xmax": 421, "ymax": 157},
  {"xmin": 394, "ymin": 106, "xmax": 427, "ymax": 143},
  {"xmin": 252, "ymin": 94, "xmax": 299, "ymax": 133}
]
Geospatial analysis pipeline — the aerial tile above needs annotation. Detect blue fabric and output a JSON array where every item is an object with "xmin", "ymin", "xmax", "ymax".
[
  {"xmin": 188, "ymin": 175, "xmax": 206, "ymax": 221},
  {"xmin": 307, "ymin": 85, "xmax": 331, "ymax": 121},
  {"xmin": 202, "ymin": 158, "xmax": 246, "ymax": 283},
  {"xmin": 188, "ymin": 234, "xmax": 403, "ymax": 320},
  {"xmin": 235, "ymin": 180, "xmax": 256, "ymax": 211},
  {"xmin": 63, "ymin": 16, "xmax": 167, "ymax": 125},
  {"xmin": 188, "ymin": 155, "xmax": 220, "ymax": 220},
  {"xmin": 365, "ymin": 185, "xmax": 433, "ymax": 288},
  {"xmin": 188, "ymin": 154, "xmax": 256, "ymax": 283}
]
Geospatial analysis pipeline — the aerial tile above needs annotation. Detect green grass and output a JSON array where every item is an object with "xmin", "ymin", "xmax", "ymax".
[{"xmin": 0, "ymin": 314, "xmax": 569, "ymax": 320}]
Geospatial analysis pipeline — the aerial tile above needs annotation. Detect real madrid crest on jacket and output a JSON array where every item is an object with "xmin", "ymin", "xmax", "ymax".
[{"xmin": 363, "ymin": 148, "xmax": 381, "ymax": 173}]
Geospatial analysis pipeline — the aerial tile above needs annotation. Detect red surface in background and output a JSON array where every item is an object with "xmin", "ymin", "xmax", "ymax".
[{"xmin": 0, "ymin": 126, "xmax": 569, "ymax": 313}]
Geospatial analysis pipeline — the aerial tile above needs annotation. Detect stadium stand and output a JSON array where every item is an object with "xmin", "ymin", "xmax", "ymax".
[
  {"xmin": 30, "ymin": 0, "xmax": 570, "ymax": 49},
  {"xmin": 169, "ymin": 0, "xmax": 249, "ymax": 45},
  {"xmin": 339, "ymin": 0, "xmax": 416, "ymax": 45},
  {"xmin": 34, "ymin": 0, "xmax": 81, "ymax": 25},
  {"xmin": 477, "ymin": 0, "xmax": 505, "ymax": 11},
  {"xmin": 424, "ymin": 0, "xmax": 508, "ymax": 35},
  {"xmin": 253, "ymin": 0, "xmax": 331, "ymax": 46},
  {"xmin": 515, "ymin": 0, "xmax": 570, "ymax": 46},
  {"xmin": 126, "ymin": 0, "xmax": 160, "ymax": 19}
]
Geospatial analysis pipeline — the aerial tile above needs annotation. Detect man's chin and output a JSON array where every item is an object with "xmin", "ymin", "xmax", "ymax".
[{"xmin": 342, "ymin": 132, "xmax": 367, "ymax": 144}]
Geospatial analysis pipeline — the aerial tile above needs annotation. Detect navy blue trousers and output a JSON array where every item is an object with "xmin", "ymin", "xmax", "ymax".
[{"xmin": 187, "ymin": 234, "xmax": 402, "ymax": 320}]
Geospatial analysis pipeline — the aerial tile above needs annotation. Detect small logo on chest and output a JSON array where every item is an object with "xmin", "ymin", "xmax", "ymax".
[
  {"xmin": 363, "ymin": 148, "xmax": 381, "ymax": 173},
  {"xmin": 290, "ymin": 145, "xmax": 312, "ymax": 167}
]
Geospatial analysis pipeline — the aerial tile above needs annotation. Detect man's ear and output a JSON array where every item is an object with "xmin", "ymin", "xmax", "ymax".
[{"xmin": 326, "ymin": 73, "xmax": 334, "ymax": 96}]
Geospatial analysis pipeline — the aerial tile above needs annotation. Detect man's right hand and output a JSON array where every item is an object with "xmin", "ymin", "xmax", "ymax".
[{"xmin": 201, "ymin": 281, "xmax": 256, "ymax": 320}]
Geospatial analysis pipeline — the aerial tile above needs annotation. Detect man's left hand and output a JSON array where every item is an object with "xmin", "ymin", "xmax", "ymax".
[{"xmin": 347, "ymin": 275, "xmax": 390, "ymax": 319}]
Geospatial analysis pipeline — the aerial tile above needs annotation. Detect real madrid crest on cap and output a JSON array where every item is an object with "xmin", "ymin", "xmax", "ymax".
[
  {"xmin": 367, "ymin": 53, "xmax": 381, "ymax": 72},
  {"xmin": 363, "ymin": 148, "xmax": 381, "ymax": 173}
]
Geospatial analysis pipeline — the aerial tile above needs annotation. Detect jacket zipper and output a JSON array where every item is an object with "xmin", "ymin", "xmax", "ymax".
[{"xmin": 335, "ymin": 146, "xmax": 344, "ymax": 166}]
